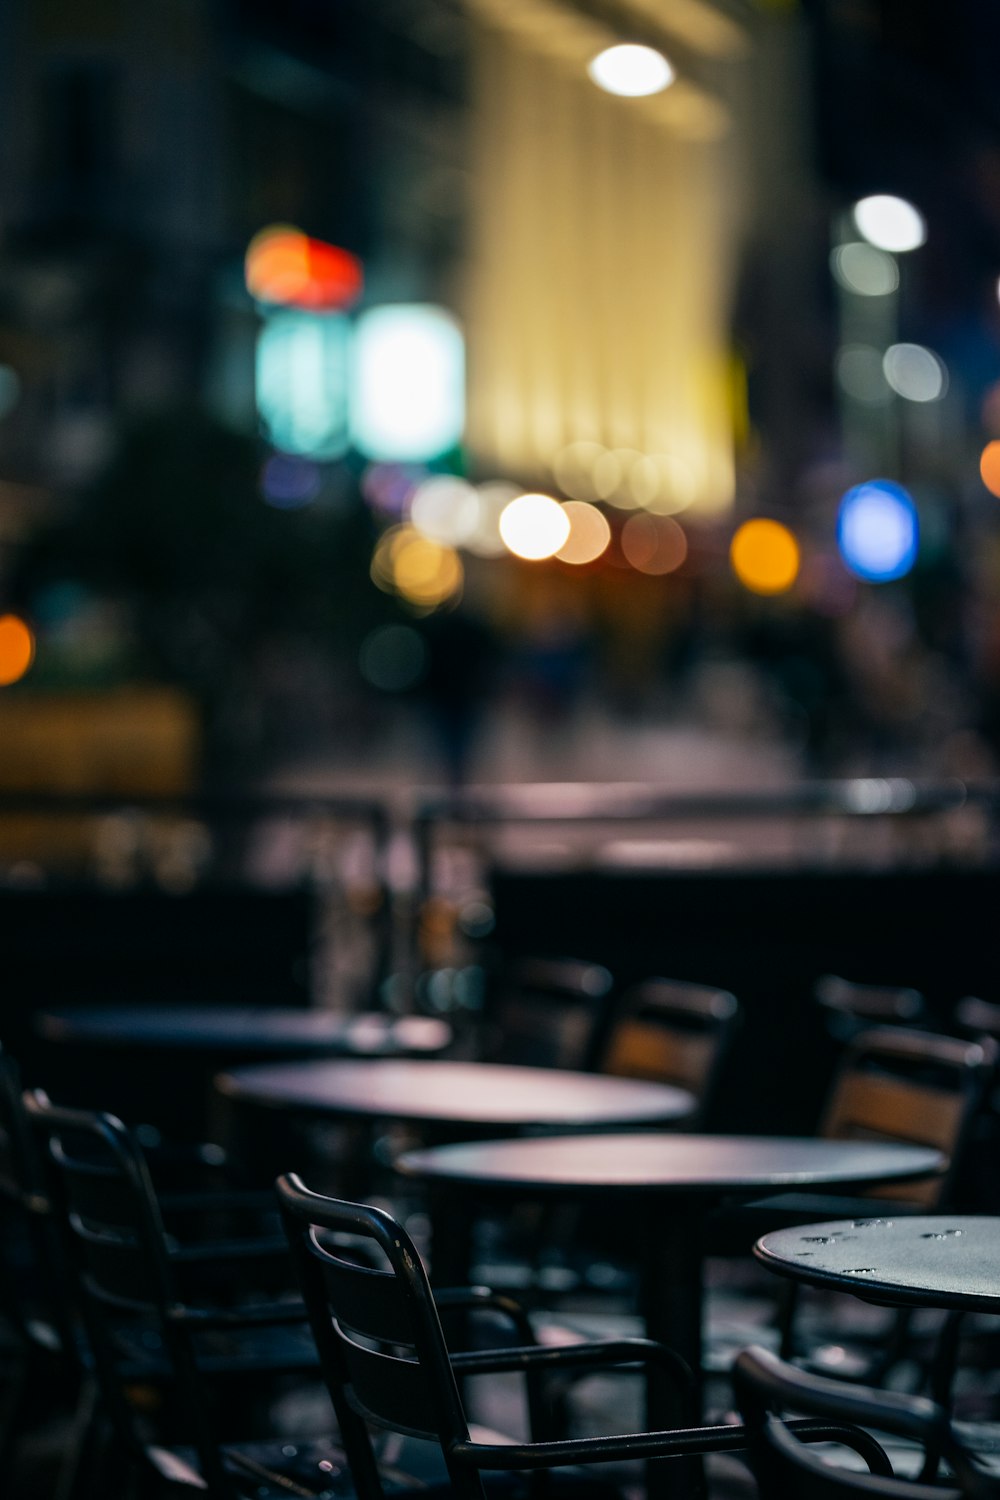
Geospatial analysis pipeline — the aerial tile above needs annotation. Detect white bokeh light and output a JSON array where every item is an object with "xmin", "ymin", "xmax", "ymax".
[
  {"xmin": 587, "ymin": 44, "xmax": 674, "ymax": 98},
  {"xmin": 409, "ymin": 476, "xmax": 480, "ymax": 546},
  {"xmin": 853, "ymin": 195, "xmax": 926, "ymax": 254},
  {"xmin": 499, "ymin": 493, "xmax": 571, "ymax": 561},
  {"xmin": 830, "ymin": 243, "xmax": 899, "ymax": 297},
  {"xmin": 882, "ymin": 344, "xmax": 947, "ymax": 403},
  {"xmin": 350, "ymin": 305, "xmax": 465, "ymax": 462}
]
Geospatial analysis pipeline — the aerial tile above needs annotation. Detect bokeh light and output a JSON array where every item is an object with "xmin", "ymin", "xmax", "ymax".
[
  {"xmin": 350, "ymin": 305, "xmax": 465, "ymax": 462},
  {"xmin": 588, "ymin": 44, "xmax": 674, "ymax": 97},
  {"xmin": 830, "ymin": 243, "xmax": 899, "ymax": 297},
  {"xmin": 361, "ymin": 464, "xmax": 425, "ymax": 517},
  {"xmin": 359, "ymin": 625, "xmax": 427, "ymax": 691},
  {"xmin": 730, "ymin": 519, "xmax": 800, "ymax": 596},
  {"xmin": 882, "ymin": 343, "xmax": 946, "ymax": 403},
  {"xmin": 980, "ymin": 442, "xmax": 1000, "ymax": 498},
  {"xmin": 621, "ymin": 514, "xmax": 688, "ymax": 574},
  {"xmin": 836, "ymin": 346, "xmax": 890, "ymax": 404},
  {"xmin": 556, "ymin": 502, "xmax": 612, "ymax": 565},
  {"xmin": 245, "ymin": 226, "xmax": 364, "ymax": 311},
  {"xmin": 553, "ymin": 441, "xmax": 605, "ymax": 502},
  {"xmin": 259, "ymin": 453, "xmax": 322, "ymax": 509},
  {"xmin": 410, "ymin": 476, "xmax": 480, "ymax": 546},
  {"xmin": 256, "ymin": 311, "xmax": 350, "ymax": 458},
  {"xmin": 371, "ymin": 526, "xmax": 463, "ymax": 608},
  {"xmin": 0, "ymin": 615, "xmax": 35, "ymax": 686},
  {"xmin": 852, "ymin": 195, "xmax": 926, "ymax": 254},
  {"xmin": 837, "ymin": 480, "xmax": 919, "ymax": 582},
  {"xmin": 499, "ymin": 493, "xmax": 571, "ymax": 560},
  {"xmin": 593, "ymin": 449, "xmax": 626, "ymax": 502},
  {"xmin": 644, "ymin": 453, "xmax": 697, "ymax": 514},
  {"xmin": 604, "ymin": 449, "xmax": 645, "ymax": 509},
  {"xmin": 467, "ymin": 482, "xmax": 521, "ymax": 557}
]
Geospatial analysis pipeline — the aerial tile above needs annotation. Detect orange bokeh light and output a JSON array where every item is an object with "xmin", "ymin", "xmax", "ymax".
[
  {"xmin": 621, "ymin": 514, "xmax": 688, "ymax": 575},
  {"xmin": 730, "ymin": 518, "xmax": 800, "ymax": 596},
  {"xmin": 980, "ymin": 441, "xmax": 1000, "ymax": 498},
  {"xmin": 0, "ymin": 614, "xmax": 35, "ymax": 686},
  {"xmin": 245, "ymin": 227, "xmax": 363, "ymax": 311}
]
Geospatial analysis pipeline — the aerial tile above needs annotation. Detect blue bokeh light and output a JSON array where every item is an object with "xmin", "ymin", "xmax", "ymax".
[{"xmin": 836, "ymin": 480, "xmax": 919, "ymax": 582}]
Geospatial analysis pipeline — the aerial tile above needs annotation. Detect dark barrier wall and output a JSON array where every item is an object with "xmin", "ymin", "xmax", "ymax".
[
  {"xmin": 491, "ymin": 866, "xmax": 1000, "ymax": 1134},
  {"xmin": 0, "ymin": 888, "xmax": 314, "ymax": 1133}
]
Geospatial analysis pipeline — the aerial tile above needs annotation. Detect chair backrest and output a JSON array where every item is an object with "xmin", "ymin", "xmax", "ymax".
[
  {"xmin": 954, "ymin": 995, "xmax": 1000, "ymax": 1043},
  {"xmin": 0, "ymin": 1046, "xmax": 78, "ymax": 1353},
  {"xmin": 25, "ymin": 1093, "xmax": 237, "ymax": 1495},
  {"xmin": 815, "ymin": 977, "xmax": 925, "ymax": 1046},
  {"xmin": 819, "ymin": 1028, "xmax": 997, "ymax": 1208},
  {"xmin": 597, "ymin": 979, "xmax": 740, "ymax": 1123},
  {"xmin": 484, "ymin": 955, "xmax": 614, "ymax": 1070},
  {"xmin": 277, "ymin": 1172, "xmax": 483, "ymax": 1500},
  {"xmin": 734, "ymin": 1344, "xmax": 996, "ymax": 1500}
]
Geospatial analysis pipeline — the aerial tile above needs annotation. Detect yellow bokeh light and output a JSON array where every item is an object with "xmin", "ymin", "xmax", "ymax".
[
  {"xmin": 557, "ymin": 502, "xmax": 612, "ymax": 565},
  {"xmin": 980, "ymin": 442, "xmax": 1000, "ymax": 498},
  {"xmin": 730, "ymin": 519, "xmax": 800, "ymax": 596},
  {"xmin": 621, "ymin": 515, "xmax": 688, "ymax": 575},
  {"xmin": 370, "ymin": 526, "xmax": 462, "ymax": 608},
  {"xmin": 0, "ymin": 615, "xmax": 35, "ymax": 686},
  {"xmin": 499, "ymin": 494, "xmax": 571, "ymax": 561},
  {"xmin": 552, "ymin": 441, "xmax": 605, "ymax": 502}
]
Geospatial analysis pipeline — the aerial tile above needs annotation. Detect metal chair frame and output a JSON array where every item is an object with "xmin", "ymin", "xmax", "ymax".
[
  {"xmin": 734, "ymin": 1344, "xmax": 1000, "ymax": 1499},
  {"xmin": 25, "ymin": 1094, "xmax": 323, "ymax": 1499},
  {"xmin": 595, "ymin": 978, "xmax": 740, "ymax": 1125},
  {"xmin": 276, "ymin": 1173, "xmax": 885, "ymax": 1500}
]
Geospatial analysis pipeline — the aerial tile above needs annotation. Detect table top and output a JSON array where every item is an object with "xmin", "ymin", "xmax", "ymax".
[
  {"xmin": 754, "ymin": 1216, "xmax": 1000, "ymax": 1312},
  {"xmin": 37, "ymin": 1005, "xmax": 452, "ymax": 1058},
  {"xmin": 397, "ymin": 1133, "xmax": 945, "ymax": 1197},
  {"xmin": 214, "ymin": 1060, "xmax": 695, "ymax": 1129}
]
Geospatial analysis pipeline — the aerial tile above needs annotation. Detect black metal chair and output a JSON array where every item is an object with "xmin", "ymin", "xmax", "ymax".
[
  {"xmin": 595, "ymin": 979, "xmax": 740, "ymax": 1127},
  {"xmin": 814, "ymin": 977, "xmax": 926, "ymax": 1045},
  {"xmin": 734, "ymin": 1344, "xmax": 1000, "ymax": 1499},
  {"xmin": 707, "ymin": 1028, "xmax": 997, "ymax": 1380},
  {"xmin": 274, "ymin": 1174, "xmax": 887, "ymax": 1500},
  {"xmin": 0, "ymin": 1045, "xmax": 86, "ymax": 1491},
  {"xmin": 25, "ymin": 1093, "xmax": 336, "ymax": 1499},
  {"xmin": 481, "ymin": 957, "xmax": 614, "ymax": 1071}
]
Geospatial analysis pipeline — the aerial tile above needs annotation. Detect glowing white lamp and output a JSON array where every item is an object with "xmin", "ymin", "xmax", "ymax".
[
  {"xmin": 853, "ymin": 195, "xmax": 926, "ymax": 253},
  {"xmin": 350, "ymin": 305, "xmax": 465, "ymax": 462},
  {"xmin": 587, "ymin": 44, "xmax": 674, "ymax": 98}
]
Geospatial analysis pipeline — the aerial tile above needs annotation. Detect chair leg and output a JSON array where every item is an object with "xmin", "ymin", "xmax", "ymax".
[
  {"xmin": 54, "ymin": 1377, "xmax": 102, "ymax": 1500},
  {"xmin": 0, "ymin": 1359, "xmax": 28, "ymax": 1472}
]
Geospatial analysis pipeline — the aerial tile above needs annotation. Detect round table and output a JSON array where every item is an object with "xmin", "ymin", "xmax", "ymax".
[
  {"xmin": 396, "ymin": 1132, "xmax": 944, "ymax": 1417},
  {"xmin": 35, "ymin": 1006, "xmax": 452, "ymax": 1142},
  {"xmin": 37, "ymin": 1006, "xmax": 452, "ymax": 1058},
  {"xmin": 754, "ymin": 1215, "xmax": 1000, "ymax": 1313},
  {"xmin": 754, "ymin": 1215, "xmax": 1000, "ymax": 1419},
  {"xmin": 214, "ymin": 1059, "xmax": 695, "ymax": 1131}
]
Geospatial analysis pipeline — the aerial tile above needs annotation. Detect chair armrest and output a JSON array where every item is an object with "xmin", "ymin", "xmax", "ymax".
[
  {"xmin": 449, "ymin": 1416, "xmax": 895, "ymax": 1473},
  {"xmin": 450, "ymin": 1336, "xmax": 691, "ymax": 1387}
]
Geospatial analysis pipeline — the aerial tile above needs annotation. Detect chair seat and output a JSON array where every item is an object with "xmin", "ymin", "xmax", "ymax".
[
  {"xmin": 148, "ymin": 1437, "xmax": 351, "ymax": 1496},
  {"xmin": 150, "ymin": 1434, "xmax": 626, "ymax": 1499}
]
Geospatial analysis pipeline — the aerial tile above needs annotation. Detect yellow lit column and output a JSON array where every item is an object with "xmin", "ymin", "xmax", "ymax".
[{"xmin": 462, "ymin": 1, "xmax": 742, "ymax": 516}]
